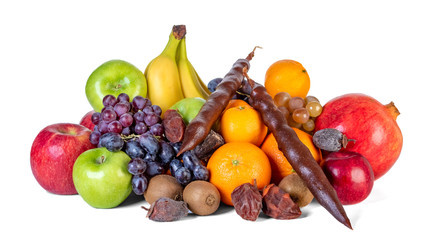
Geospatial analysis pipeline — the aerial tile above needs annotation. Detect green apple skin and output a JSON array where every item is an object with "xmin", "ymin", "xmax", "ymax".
[
  {"xmin": 170, "ymin": 97, "xmax": 206, "ymax": 125},
  {"xmin": 85, "ymin": 60, "xmax": 147, "ymax": 112},
  {"xmin": 72, "ymin": 148, "xmax": 132, "ymax": 209}
]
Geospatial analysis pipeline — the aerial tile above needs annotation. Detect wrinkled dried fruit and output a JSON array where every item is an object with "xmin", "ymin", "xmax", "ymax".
[
  {"xmin": 193, "ymin": 130, "xmax": 225, "ymax": 162},
  {"xmin": 231, "ymin": 181, "xmax": 262, "ymax": 221},
  {"xmin": 163, "ymin": 109, "xmax": 186, "ymax": 143},
  {"xmin": 313, "ymin": 128, "xmax": 354, "ymax": 152},
  {"xmin": 142, "ymin": 197, "xmax": 189, "ymax": 222},
  {"xmin": 262, "ymin": 184, "xmax": 301, "ymax": 220}
]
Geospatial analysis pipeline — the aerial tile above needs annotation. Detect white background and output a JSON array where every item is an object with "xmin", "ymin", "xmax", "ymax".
[{"xmin": 1, "ymin": 0, "xmax": 425, "ymax": 239}]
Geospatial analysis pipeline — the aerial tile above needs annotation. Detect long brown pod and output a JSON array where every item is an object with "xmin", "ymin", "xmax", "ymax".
[
  {"xmin": 177, "ymin": 49, "xmax": 258, "ymax": 156},
  {"xmin": 246, "ymin": 75, "xmax": 352, "ymax": 229}
]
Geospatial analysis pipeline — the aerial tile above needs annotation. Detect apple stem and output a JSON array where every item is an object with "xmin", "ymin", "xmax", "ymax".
[{"xmin": 96, "ymin": 155, "xmax": 106, "ymax": 164}]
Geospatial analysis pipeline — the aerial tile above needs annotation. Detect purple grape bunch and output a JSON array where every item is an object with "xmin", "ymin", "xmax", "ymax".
[
  {"xmin": 88, "ymin": 93, "xmax": 209, "ymax": 195},
  {"xmin": 89, "ymin": 93, "xmax": 164, "ymax": 150}
]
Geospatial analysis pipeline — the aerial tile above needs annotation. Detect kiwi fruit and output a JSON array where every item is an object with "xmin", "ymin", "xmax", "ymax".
[
  {"xmin": 183, "ymin": 181, "xmax": 220, "ymax": 216},
  {"xmin": 278, "ymin": 173, "xmax": 314, "ymax": 207},
  {"xmin": 144, "ymin": 174, "xmax": 183, "ymax": 204}
]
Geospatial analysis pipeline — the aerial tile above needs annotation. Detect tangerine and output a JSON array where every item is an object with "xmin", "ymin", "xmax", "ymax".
[
  {"xmin": 207, "ymin": 142, "xmax": 271, "ymax": 206},
  {"xmin": 224, "ymin": 99, "xmax": 251, "ymax": 112},
  {"xmin": 261, "ymin": 128, "xmax": 322, "ymax": 185},
  {"xmin": 265, "ymin": 60, "xmax": 310, "ymax": 98},
  {"xmin": 220, "ymin": 105, "xmax": 268, "ymax": 146}
]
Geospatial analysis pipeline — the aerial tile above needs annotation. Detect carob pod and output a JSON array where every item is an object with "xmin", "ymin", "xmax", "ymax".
[
  {"xmin": 177, "ymin": 48, "xmax": 258, "ymax": 156},
  {"xmin": 246, "ymin": 76, "xmax": 352, "ymax": 229}
]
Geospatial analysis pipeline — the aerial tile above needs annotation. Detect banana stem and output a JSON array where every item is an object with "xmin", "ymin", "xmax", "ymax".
[{"xmin": 161, "ymin": 25, "xmax": 187, "ymax": 57}]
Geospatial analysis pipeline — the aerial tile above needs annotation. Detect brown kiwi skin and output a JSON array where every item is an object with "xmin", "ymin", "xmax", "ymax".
[
  {"xmin": 183, "ymin": 181, "xmax": 221, "ymax": 216},
  {"xmin": 278, "ymin": 173, "xmax": 314, "ymax": 207},
  {"xmin": 144, "ymin": 175, "xmax": 183, "ymax": 204}
]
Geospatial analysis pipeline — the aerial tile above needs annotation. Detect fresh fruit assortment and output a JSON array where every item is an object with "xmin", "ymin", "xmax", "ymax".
[{"xmin": 30, "ymin": 25, "xmax": 403, "ymax": 229}]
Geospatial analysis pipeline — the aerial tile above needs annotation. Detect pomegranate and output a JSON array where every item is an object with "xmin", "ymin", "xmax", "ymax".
[{"xmin": 315, "ymin": 93, "xmax": 402, "ymax": 180}]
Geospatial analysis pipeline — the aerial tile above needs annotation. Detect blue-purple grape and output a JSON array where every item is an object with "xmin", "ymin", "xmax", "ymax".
[
  {"xmin": 97, "ymin": 120, "xmax": 109, "ymax": 134},
  {"xmin": 169, "ymin": 159, "xmax": 183, "ymax": 177},
  {"xmin": 121, "ymin": 127, "xmax": 131, "ymax": 135},
  {"xmin": 107, "ymin": 120, "xmax": 122, "ymax": 134},
  {"xmin": 182, "ymin": 151, "xmax": 201, "ymax": 171},
  {"xmin": 119, "ymin": 113, "xmax": 133, "ymax": 128},
  {"xmin": 170, "ymin": 142, "xmax": 182, "ymax": 155},
  {"xmin": 158, "ymin": 141, "xmax": 174, "ymax": 166},
  {"xmin": 101, "ymin": 108, "xmax": 117, "ymax": 123},
  {"xmin": 152, "ymin": 105, "xmax": 162, "ymax": 116},
  {"xmin": 91, "ymin": 112, "xmax": 101, "ymax": 125},
  {"xmin": 207, "ymin": 78, "xmax": 223, "ymax": 92},
  {"xmin": 143, "ymin": 153, "xmax": 157, "ymax": 162},
  {"xmin": 133, "ymin": 111, "xmax": 145, "ymax": 122},
  {"xmin": 139, "ymin": 133, "xmax": 160, "ymax": 155},
  {"xmin": 89, "ymin": 131, "xmax": 101, "ymax": 145},
  {"xmin": 127, "ymin": 158, "xmax": 147, "ymax": 175},
  {"xmin": 117, "ymin": 93, "xmax": 130, "ymax": 102},
  {"xmin": 150, "ymin": 123, "xmax": 164, "ymax": 137},
  {"xmin": 131, "ymin": 174, "xmax": 148, "ymax": 195},
  {"xmin": 99, "ymin": 132, "xmax": 124, "ymax": 152},
  {"xmin": 144, "ymin": 161, "xmax": 165, "ymax": 177},
  {"xmin": 193, "ymin": 165, "xmax": 209, "ymax": 181},
  {"xmin": 114, "ymin": 101, "xmax": 131, "ymax": 116},
  {"xmin": 103, "ymin": 95, "xmax": 118, "ymax": 107},
  {"xmin": 175, "ymin": 167, "xmax": 192, "ymax": 185},
  {"xmin": 134, "ymin": 122, "xmax": 148, "ymax": 135},
  {"xmin": 124, "ymin": 140, "xmax": 145, "ymax": 159},
  {"xmin": 144, "ymin": 112, "xmax": 160, "ymax": 126},
  {"xmin": 132, "ymin": 96, "xmax": 147, "ymax": 111}
]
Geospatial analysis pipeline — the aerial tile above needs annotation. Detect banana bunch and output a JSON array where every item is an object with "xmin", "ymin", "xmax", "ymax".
[{"xmin": 144, "ymin": 25, "xmax": 210, "ymax": 113}]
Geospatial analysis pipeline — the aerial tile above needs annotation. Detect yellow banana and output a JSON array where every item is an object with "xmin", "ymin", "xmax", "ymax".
[
  {"xmin": 145, "ymin": 26, "xmax": 185, "ymax": 113},
  {"xmin": 193, "ymin": 64, "xmax": 211, "ymax": 95},
  {"xmin": 176, "ymin": 37, "xmax": 210, "ymax": 99}
]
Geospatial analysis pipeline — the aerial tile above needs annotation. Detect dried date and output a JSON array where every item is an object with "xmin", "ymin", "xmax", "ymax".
[
  {"xmin": 142, "ymin": 197, "xmax": 189, "ymax": 222},
  {"xmin": 231, "ymin": 181, "xmax": 262, "ymax": 221},
  {"xmin": 193, "ymin": 130, "xmax": 225, "ymax": 162},
  {"xmin": 163, "ymin": 109, "xmax": 186, "ymax": 143},
  {"xmin": 262, "ymin": 184, "xmax": 301, "ymax": 220}
]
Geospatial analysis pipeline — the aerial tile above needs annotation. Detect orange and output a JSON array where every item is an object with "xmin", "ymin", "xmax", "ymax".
[
  {"xmin": 207, "ymin": 142, "xmax": 271, "ymax": 206},
  {"xmin": 261, "ymin": 128, "xmax": 322, "ymax": 185},
  {"xmin": 264, "ymin": 59, "xmax": 310, "ymax": 98},
  {"xmin": 220, "ymin": 105, "xmax": 268, "ymax": 146},
  {"xmin": 224, "ymin": 99, "xmax": 251, "ymax": 112}
]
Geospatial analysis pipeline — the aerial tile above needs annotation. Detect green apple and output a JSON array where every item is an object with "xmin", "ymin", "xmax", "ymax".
[
  {"xmin": 170, "ymin": 97, "xmax": 206, "ymax": 125},
  {"xmin": 85, "ymin": 60, "xmax": 147, "ymax": 112},
  {"xmin": 72, "ymin": 148, "xmax": 132, "ymax": 209}
]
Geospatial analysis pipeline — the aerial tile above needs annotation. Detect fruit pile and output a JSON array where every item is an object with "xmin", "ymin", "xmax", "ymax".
[{"xmin": 30, "ymin": 25, "xmax": 403, "ymax": 229}]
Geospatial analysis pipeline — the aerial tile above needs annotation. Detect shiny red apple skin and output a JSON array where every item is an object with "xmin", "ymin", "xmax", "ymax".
[
  {"xmin": 323, "ymin": 151, "xmax": 374, "ymax": 205},
  {"xmin": 30, "ymin": 123, "xmax": 94, "ymax": 195},
  {"xmin": 315, "ymin": 93, "xmax": 403, "ymax": 180},
  {"xmin": 79, "ymin": 110, "xmax": 95, "ymax": 131}
]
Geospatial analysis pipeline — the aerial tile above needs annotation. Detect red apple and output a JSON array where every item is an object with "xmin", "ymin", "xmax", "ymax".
[
  {"xmin": 30, "ymin": 123, "xmax": 94, "ymax": 195},
  {"xmin": 315, "ymin": 93, "xmax": 403, "ymax": 180},
  {"xmin": 80, "ymin": 110, "xmax": 96, "ymax": 131},
  {"xmin": 322, "ymin": 151, "xmax": 374, "ymax": 205}
]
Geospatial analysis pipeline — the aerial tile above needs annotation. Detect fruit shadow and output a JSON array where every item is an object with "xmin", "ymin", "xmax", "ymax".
[
  {"xmin": 183, "ymin": 202, "xmax": 235, "ymax": 221},
  {"xmin": 119, "ymin": 192, "xmax": 145, "ymax": 207}
]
